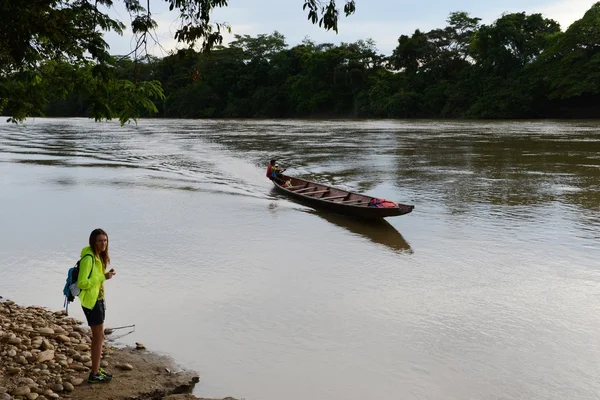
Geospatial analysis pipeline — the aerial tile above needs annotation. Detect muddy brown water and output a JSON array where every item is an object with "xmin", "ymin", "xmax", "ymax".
[{"xmin": 1, "ymin": 118, "xmax": 599, "ymax": 400}]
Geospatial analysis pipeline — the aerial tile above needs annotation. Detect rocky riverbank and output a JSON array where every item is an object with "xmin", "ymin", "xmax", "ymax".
[{"xmin": 0, "ymin": 297, "xmax": 235, "ymax": 400}]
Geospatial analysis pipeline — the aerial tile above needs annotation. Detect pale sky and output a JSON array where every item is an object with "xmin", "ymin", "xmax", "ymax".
[{"xmin": 102, "ymin": 0, "xmax": 598, "ymax": 57}]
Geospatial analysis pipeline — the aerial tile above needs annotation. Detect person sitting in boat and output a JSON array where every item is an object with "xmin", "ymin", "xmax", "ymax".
[{"xmin": 266, "ymin": 159, "xmax": 286, "ymax": 181}]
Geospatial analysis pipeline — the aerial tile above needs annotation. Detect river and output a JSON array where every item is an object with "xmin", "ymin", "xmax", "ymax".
[{"xmin": 1, "ymin": 118, "xmax": 599, "ymax": 400}]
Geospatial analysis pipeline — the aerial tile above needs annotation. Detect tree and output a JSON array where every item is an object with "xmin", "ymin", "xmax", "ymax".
[
  {"xmin": 390, "ymin": 30, "xmax": 433, "ymax": 75},
  {"xmin": 229, "ymin": 32, "xmax": 288, "ymax": 62},
  {"xmin": 388, "ymin": 12, "xmax": 481, "ymax": 117},
  {"xmin": 0, "ymin": 0, "xmax": 357, "ymax": 123},
  {"xmin": 539, "ymin": 2, "xmax": 600, "ymax": 100},
  {"xmin": 424, "ymin": 12, "xmax": 481, "ymax": 63},
  {"xmin": 17, "ymin": 4, "xmax": 600, "ymax": 121},
  {"xmin": 470, "ymin": 12, "xmax": 561, "ymax": 75}
]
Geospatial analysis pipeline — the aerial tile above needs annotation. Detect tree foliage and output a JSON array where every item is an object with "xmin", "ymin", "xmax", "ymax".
[
  {"xmin": 3, "ymin": 2, "xmax": 600, "ymax": 122},
  {"xmin": 0, "ymin": 0, "xmax": 356, "ymax": 123}
]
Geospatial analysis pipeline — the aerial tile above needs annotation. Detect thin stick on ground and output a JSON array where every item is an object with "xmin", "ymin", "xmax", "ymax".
[{"xmin": 104, "ymin": 324, "xmax": 136, "ymax": 335}]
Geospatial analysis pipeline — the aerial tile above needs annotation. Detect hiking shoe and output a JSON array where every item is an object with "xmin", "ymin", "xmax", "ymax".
[
  {"xmin": 99, "ymin": 368, "xmax": 113, "ymax": 378},
  {"xmin": 88, "ymin": 372, "xmax": 112, "ymax": 383}
]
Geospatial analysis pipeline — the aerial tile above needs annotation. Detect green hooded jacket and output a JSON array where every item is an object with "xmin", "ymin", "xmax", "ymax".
[{"xmin": 77, "ymin": 246, "xmax": 106, "ymax": 310}]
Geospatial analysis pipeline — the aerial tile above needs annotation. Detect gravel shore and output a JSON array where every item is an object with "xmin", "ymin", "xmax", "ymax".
[{"xmin": 0, "ymin": 297, "xmax": 234, "ymax": 400}]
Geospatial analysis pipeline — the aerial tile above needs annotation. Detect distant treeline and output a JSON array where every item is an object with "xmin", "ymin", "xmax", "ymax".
[{"xmin": 45, "ymin": 4, "xmax": 600, "ymax": 119}]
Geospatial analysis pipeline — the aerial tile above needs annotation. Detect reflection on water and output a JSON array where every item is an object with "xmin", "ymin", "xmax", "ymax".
[{"xmin": 306, "ymin": 210, "xmax": 413, "ymax": 254}]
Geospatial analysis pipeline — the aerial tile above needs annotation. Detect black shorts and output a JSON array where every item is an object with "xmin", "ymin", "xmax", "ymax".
[{"xmin": 82, "ymin": 300, "xmax": 105, "ymax": 327}]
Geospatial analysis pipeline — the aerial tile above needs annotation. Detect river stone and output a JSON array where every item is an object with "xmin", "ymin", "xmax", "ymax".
[
  {"xmin": 70, "ymin": 378, "xmax": 83, "ymax": 386},
  {"xmin": 37, "ymin": 350, "xmax": 54, "ymax": 363},
  {"xmin": 51, "ymin": 325, "xmax": 65, "ymax": 333},
  {"xmin": 61, "ymin": 383, "xmax": 73, "ymax": 393},
  {"xmin": 68, "ymin": 331, "xmax": 81, "ymax": 339},
  {"xmin": 26, "ymin": 393, "xmax": 39, "ymax": 400},
  {"xmin": 47, "ymin": 394, "xmax": 59, "ymax": 399},
  {"xmin": 17, "ymin": 355, "xmax": 28, "ymax": 364},
  {"xmin": 42, "ymin": 390, "xmax": 52, "ymax": 397},
  {"xmin": 12, "ymin": 387, "xmax": 31, "ymax": 396},
  {"xmin": 73, "ymin": 326, "xmax": 87, "ymax": 334},
  {"xmin": 0, "ymin": 394, "xmax": 10, "ymax": 400},
  {"xmin": 8, "ymin": 349, "xmax": 17, "ymax": 357},
  {"xmin": 0, "ymin": 387, "xmax": 6, "ymax": 394},
  {"xmin": 8, "ymin": 337, "xmax": 22, "ymax": 345},
  {"xmin": 100, "ymin": 360, "xmax": 108, "ymax": 367},
  {"xmin": 74, "ymin": 344, "xmax": 89, "ymax": 351},
  {"xmin": 8, "ymin": 366, "xmax": 21, "ymax": 374},
  {"xmin": 56, "ymin": 335, "xmax": 70, "ymax": 343},
  {"xmin": 116, "ymin": 363, "xmax": 134, "ymax": 371},
  {"xmin": 41, "ymin": 340, "xmax": 53, "ymax": 351},
  {"xmin": 50, "ymin": 385, "xmax": 62, "ymax": 393},
  {"xmin": 37, "ymin": 328, "xmax": 54, "ymax": 336}
]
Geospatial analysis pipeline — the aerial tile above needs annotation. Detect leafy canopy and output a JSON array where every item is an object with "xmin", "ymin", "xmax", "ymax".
[{"xmin": 0, "ymin": 0, "xmax": 356, "ymax": 123}]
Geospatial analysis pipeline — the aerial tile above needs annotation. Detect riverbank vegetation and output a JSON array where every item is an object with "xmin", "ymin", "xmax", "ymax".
[{"xmin": 2, "ymin": 1, "xmax": 599, "ymax": 122}]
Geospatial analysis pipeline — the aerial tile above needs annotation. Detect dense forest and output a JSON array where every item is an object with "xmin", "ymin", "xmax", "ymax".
[{"xmin": 35, "ymin": 4, "xmax": 600, "ymax": 119}]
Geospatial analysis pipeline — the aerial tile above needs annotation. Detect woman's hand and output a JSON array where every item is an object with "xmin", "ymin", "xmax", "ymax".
[{"xmin": 105, "ymin": 269, "xmax": 116, "ymax": 280}]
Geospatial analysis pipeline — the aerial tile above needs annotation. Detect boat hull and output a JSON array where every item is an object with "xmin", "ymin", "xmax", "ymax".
[{"xmin": 271, "ymin": 175, "xmax": 414, "ymax": 219}]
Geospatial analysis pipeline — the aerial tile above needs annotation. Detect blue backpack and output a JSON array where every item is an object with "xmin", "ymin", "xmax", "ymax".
[{"xmin": 62, "ymin": 254, "xmax": 94, "ymax": 314}]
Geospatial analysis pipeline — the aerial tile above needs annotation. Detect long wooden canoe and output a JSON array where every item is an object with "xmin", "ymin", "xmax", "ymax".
[{"xmin": 271, "ymin": 174, "xmax": 414, "ymax": 219}]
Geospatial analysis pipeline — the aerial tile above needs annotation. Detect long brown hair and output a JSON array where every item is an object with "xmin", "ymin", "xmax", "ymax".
[{"xmin": 89, "ymin": 228, "xmax": 110, "ymax": 267}]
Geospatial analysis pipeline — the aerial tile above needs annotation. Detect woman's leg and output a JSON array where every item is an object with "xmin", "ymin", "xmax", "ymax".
[{"xmin": 91, "ymin": 323, "xmax": 104, "ymax": 375}]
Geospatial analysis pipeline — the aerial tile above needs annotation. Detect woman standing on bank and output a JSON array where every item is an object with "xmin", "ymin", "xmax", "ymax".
[{"xmin": 77, "ymin": 228, "xmax": 116, "ymax": 383}]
